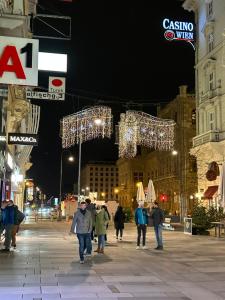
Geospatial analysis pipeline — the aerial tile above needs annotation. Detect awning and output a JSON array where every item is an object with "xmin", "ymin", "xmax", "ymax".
[{"xmin": 204, "ymin": 185, "xmax": 218, "ymax": 199}]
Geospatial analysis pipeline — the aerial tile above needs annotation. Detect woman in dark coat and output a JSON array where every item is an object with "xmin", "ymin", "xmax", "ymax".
[{"xmin": 114, "ymin": 206, "xmax": 125, "ymax": 240}]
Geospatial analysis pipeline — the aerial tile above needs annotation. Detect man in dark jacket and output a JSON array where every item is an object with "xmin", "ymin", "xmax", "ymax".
[
  {"xmin": 0, "ymin": 200, "xmax": 18, "ymax": 252},
  {"xmin": 151, "ymin": 201, "xmax": 164, "ymax": 250}
]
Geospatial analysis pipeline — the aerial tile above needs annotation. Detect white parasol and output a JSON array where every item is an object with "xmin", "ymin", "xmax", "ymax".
[
  {"xmin": 136, "ymin": 182, "xmax": 145, "ymax": 203},
  {"xmin": 145, "ymin": 179, "xmax": 156, "ymax": 203}
]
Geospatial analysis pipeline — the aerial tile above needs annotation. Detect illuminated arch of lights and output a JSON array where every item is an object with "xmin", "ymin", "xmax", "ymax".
[
  {"xmin": 119, "ymin": 111, "xmax": 176, "ymax": 159},
  {"xmin": 62, "ymin": 106, "xmax": 113, "ymax": 148}
]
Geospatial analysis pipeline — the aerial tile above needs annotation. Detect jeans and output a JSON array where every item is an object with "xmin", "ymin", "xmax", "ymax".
[
  {"xmin": 98, "ymin": 234, "xmax": 105, "ymax": 249},
  {"xmin": 4, "ymin": 224, "xmax": 14, "ymax": 249},
  {"xmin": 116, "ymin": 228, "xmax": 123, "ymax": 238},
  {"xmin": 11, "ymin": 225, "xmax": 19, "ymax": 247},
  {"xmin": 77, "ymin": 233, "xmax": 92, "ymax": 261},
  {"xmin": 137, "ymin": 224, "xmax": 147, "ymax": 246},
  {"xmin": 154, "ymin": 224, "xmax": 163, "ymax": 247}
]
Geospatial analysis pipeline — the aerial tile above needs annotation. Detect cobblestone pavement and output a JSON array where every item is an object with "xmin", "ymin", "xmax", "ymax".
[{"xmin": 0, "ymin": 220, "xmax": 225, "ymax": 300}]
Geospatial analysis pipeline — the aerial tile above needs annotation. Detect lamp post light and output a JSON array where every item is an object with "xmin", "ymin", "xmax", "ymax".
[{"xmin": 59, "ymin": 151, "xmax": 75, "ymax": 204}]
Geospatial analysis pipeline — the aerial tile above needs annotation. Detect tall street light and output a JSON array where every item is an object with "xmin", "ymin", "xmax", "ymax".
[{"xmin": 59, "ymin": 151, "xmax": 75, "ymax": 204}]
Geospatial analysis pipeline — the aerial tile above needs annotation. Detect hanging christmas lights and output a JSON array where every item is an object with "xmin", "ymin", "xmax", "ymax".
[
  {"xmin": 119, "ymin": 111, "xmax": 175, "ymax": 159},
  {"xmin": 62, "ymin": 106, "xmax": 112, "ymax": 148}
]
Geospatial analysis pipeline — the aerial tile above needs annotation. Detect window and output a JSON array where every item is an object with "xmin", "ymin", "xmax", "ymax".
[
  {"xmin": 111, "ymin": 168, "xmax": 114, "ymax": 171},
  {"xmin": 90, "ymin": 172, "xmax": 93, "ymax": 176},
  {"xmin": 191, "ymin": 109, "xmax": 196, "ymax": 125},
  {"xmin": 90, "ymin": 183, "xmax": 93, "ymax": 186},
  {"xmin": 207, "ymin": 1, "xmax": 213, "ymax": 17},
  {"xmin": 95, "ymin": 167, "xmax": 98, "ymax": 171},
  {"xmin": 100, "ymin": 173, "xmax": 103, "ymax": 176},
  {"xmin": 208, "ymin": 33, "xmax": 214, "ymax": 53},
  {"xmin": 105, "ymin": 178, "xmax": 108, "ymax": 182},
  {"xmin": 111, "ymin": 173, "xmax": 114, "ymax": 176},
  {"xmin": 100, "ymin": 178, "xmax": 103, "ymax": 182},
  {"xmin": 106, "ymin": 168, "xmax": 109, "ymax": 171},
  {"xmin": 209, "ymin": 72, "xmax": 214, "ymax": 91},
  {"xmin": 106, "ymin": 173, "xmax": 108, "ymax": 176},
  {"xmin": 100, "ymin": 167, "xmax": 103, "ymax": 171},
  {"xmin": 95, "ymin": 178, "xmax": 98, "ymax": 181},
  {"xmin": 100, "ymin": 183, "xmax": 103, "ymax": 187},
  {"xmin": 90, "ymin": 167, "xmax": 93, "ymax": 171},
  {"xmin": 208, "ymin": 112, "xmax": 214, "ymax": 130}
]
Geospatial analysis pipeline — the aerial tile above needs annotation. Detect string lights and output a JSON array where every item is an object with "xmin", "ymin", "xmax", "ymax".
[
  {"xmin": 62, "ymin": 106, "xmax": 113, "ymax": 148},
  {"xmin": 119, "ymin": 111, "xmax": 176, "ymax": 159}
]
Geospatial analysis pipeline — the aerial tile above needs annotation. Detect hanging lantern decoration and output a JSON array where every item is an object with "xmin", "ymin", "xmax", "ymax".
[
  {"xmin": 62, "ymin": 106, "xmax": 113, "ymax": 148},
  {"xmin": 119, "ymin": 110, "xmax": 175, "ymax": 158}
]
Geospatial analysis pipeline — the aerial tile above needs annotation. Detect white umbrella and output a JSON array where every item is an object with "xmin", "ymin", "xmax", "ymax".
[
  {"xmin": 218, "ymin": 162, "xmax": 225, "ymax": 211},
  {"xmin": 145, "ymin": 179, "xmax": 156, "ymax": 203},
  {"xmin": 136, "ymin": 182, "xmax": 145, "ymax": 203}
]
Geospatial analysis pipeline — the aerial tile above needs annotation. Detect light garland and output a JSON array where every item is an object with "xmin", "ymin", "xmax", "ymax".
[
  {"xmin": 62, "ymin": 106, "xmax": 112, "ymax": 148},
  {"xmin": 119, "ymin": 110, "xmax": 175, "ymax": 158}
]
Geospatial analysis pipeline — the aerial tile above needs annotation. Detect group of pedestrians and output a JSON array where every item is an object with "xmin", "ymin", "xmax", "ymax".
[
  {"xmin": 135, "ymin": 201, "xmax": 164, "ymax": 250},
  {"xmin": 0, "ymin": 200, "xmax": 25, "ymax": 252},
  {"xmin": 70, "ymin": 199, "xmax": 164, "ymax": 264}
]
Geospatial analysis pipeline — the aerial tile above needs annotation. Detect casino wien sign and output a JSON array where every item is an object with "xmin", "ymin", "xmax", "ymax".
[{"xmin": 162, "ymin": 18, "xmax": 195, "ymax": 50}]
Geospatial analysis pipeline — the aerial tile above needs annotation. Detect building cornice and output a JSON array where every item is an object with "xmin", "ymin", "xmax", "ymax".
[{"xmin": 182, "ymin": 0, "xmax": 198, "ymax": 12}]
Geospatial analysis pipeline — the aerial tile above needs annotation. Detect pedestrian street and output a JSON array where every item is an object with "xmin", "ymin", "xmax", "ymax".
[{"xmin": 1, "ymin": 221, "xmax": 225, "ymax": 300}]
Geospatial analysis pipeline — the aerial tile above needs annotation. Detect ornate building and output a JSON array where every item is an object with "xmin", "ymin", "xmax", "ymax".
[
  {"xmin": 183, "ymin": 0, "xmax": 225, "ymax": 203},
  {"xmin": 117, "ymin": 86, "xmax": 197, "ymax": 215},
  {"xmin": 0, "ymin": 0, "xmax": 40, "ymax": 210}
]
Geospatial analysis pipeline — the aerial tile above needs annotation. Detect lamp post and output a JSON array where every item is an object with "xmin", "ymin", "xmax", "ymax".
[{"xmin": 59, "ymin": 151, "xmax": 75, "ymax": 204}]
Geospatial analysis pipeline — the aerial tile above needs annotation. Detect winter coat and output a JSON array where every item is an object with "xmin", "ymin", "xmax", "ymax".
[
  {"xmin": 86, "ymin": 203, "xmax": 96, "ymax": 226},
  {"xmin": 70, "ymin": 209, "xmax": 92, "ymax": 234},
  {"xmin": 134, "ymin": 208, "xmax": 148, "ymax": 225},
  {"xmin": 95, "ymin": 209, "xmax": 109, "ymax": 235},
  {"xmin": 150, "ymin": 207, "xmax": 164, "ymax": 226},
  {"xmin": 1, "ymin": 205, "xmax": 18, "ymax": 225},
  {"xmin": 114, "ymin": 208, "xmax": 125, "ymax": 230}
]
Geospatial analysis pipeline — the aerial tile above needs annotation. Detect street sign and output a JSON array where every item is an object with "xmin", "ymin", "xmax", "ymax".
[
  {"xmin": 184, "ymin": 217, "xmax": 192, "ymax": 235},
  {"xmin": 0, "ymin": 89, "xmax": 8, "ymax": 97},
  {"xmin": 26, "ymin": 91, "xmax": 64, "ymax": 101},
  {"xmin": 0, "ymin": 36, "xmax": 39, "ymax": 86},
  {"xmin": 49, "ymin": 76, "xmax": 66, "ymax": 93}
]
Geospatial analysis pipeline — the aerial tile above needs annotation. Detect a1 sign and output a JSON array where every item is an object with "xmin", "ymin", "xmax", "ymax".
[
  {"xmin": 49, "ymin": 76, "xmax": 66, "ymax": 93},
  {"xmin": 0, "ymin": 36, "xmax": 39, "ymax": 86}
]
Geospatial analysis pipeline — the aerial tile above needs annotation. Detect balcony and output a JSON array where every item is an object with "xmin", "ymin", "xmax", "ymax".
[
  {"xmin": 200, "ymin": 87, "xmax": 222, "ymax": 104},
  {"xmin": 193, "ymin": 131, "xmax": 220, "ymax": 147}
]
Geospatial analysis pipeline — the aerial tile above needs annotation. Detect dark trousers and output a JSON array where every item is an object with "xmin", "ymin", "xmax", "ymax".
[
  {"xmin": 137, "ymin": 224, "xmax": 147, "ymax": 246},
  {"xmin": 116, "ymin": 228, "xmax": 123, "ymax": 238},
  {"xmin": 77, "ymin": 233, "xmax": 92, "ymax": 261}
]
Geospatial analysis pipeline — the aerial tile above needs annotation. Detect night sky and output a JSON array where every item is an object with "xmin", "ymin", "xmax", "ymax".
[{"xmin": 28, "ymin": 0, "xmax": 195, "ymax": 199}]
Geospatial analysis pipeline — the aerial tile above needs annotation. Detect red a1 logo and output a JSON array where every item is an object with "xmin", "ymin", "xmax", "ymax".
[{"xmin": 0, "ymin": 36, "xmax": 39, "ymax": 86}]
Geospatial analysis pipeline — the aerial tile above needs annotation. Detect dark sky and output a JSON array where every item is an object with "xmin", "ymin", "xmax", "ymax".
[{"xmin": 28, "ymin": 0, "xmax": 195, "ymax": 199}]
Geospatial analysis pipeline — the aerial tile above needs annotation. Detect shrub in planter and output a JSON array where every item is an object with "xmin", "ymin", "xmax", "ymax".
[{"xmin": 192, "ymin": 204, "xmax": 211, "ymax": 235}]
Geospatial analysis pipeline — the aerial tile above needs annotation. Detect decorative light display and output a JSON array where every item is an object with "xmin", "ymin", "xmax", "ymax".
[
  {"xmin": 62, "ymin": 106, "xmax": 112, "ymax": 148},
  {"xmin": 119, "ymin": 111, "xmax": 175, "ymax": 159}
]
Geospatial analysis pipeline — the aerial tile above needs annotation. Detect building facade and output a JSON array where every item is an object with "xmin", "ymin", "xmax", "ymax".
[
  {"xmin": 81, "ymin": 162, "xmax": 119, "ymax": 201},
  {"xmin": 0, "ymin": 0, "xmax": 40, "ymax": 210},
  {"xmin": 183, "ymin": 0, "xmax": 225, "ymax": 202},
  {"xmin": 117, "ymin": 86, "xmax": 197, "ymax": 215}
]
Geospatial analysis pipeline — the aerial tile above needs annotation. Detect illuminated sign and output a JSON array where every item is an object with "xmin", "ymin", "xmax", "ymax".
[
  {"xmin": 38, "ymin": 52, "xmax": 67, "ymax": 72},
  {"xmin": 8, "ymin": 133, "xmax": 38, "ymax": 146},
  {"xmin": 0, "ymin": 36, "xmax": 39, "ymax": 86},
  {"xmin": 162, "ymin": 18, "xmax": 195, "ymax": 49}
]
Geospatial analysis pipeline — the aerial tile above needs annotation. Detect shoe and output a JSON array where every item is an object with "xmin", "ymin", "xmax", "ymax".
[
  {"xmin": 155, "ymin": 246, "xmax": 163, "ymax": 250},
  {"xmin": 0, "ymin": 249, "xmax": 10, "ymax": 252},
  {"xmin": 142, "ymin": 246, "xmax": 148, "ymax": 250},
  {"xmin": 85, "ymin": 253, "xmax": 92, "ymax": 257},
  {"xmin": 119, "ymin": 237, "xmax": 122, "ymax": 241},
  {"xmin": 80, "ymin": 260, "xmax": 84, "ymax": 264},
  {"xmin": 116, "ymin": 236, "xmax": 118, "ymax": 240},
  {"xmin": 98, "ymin": 249, "xmax": 104, "ymax": 254},
  {"xmin": 94, "ymin": 248, "xmax": 100, "ymax": 253},
  {"xmin": 12, "ymin": 245, "xmax": 16, "ymax": 249},
  {"xmin": 136, "ymin": 246, "xmax": 140, "ymax": 250}
]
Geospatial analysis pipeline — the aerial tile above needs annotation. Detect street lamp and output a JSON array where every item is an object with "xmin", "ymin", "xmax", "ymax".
[{"xmin": 59, "ymin": 151, "xmax": 75, "ymax": 204}]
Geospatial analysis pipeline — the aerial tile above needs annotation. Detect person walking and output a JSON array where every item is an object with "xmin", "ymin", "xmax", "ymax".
[
  {"xmin": 135, "ymin": 201, "xmax": 148, "ymax": 250},
  {"xmin": 114, "ymin": 206, "xmax": 125, "ymax": 241},
  {"xmin": 70, "ymin": 201, "xmax": 92, "ymax": 264},
  {"xmin": 85, "ymin": 198, "xmax": 96, "ymax": 242},
  {"xmin": 0, "ymin": 200, "xmax": 18, "ymax": 252},
  {"xmin": 94, "ymin": 206, "xmax": 109, "ymax": 254},
  {"xmin": 151, "ymin": 201, "xmax": 164, "ymax": 250},
  {"xmin": 102, "ymin": 205, "xmax": 110, "ymax": 243}
]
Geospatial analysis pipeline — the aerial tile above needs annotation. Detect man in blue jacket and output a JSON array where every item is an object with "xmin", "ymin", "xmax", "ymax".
[{"xmin": 135, "ymin": 201, "xmax": 148, "ymax": 250}]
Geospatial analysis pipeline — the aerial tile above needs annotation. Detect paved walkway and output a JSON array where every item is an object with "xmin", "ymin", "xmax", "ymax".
[{"xmin": 0, "ymin": 221, "xmax": 225, "ymax": 300}]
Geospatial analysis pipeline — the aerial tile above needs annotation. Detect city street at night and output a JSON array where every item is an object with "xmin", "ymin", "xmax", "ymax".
[{"xmin": 0, "ymin": 221, "xmax": 225, "ymax": 300}]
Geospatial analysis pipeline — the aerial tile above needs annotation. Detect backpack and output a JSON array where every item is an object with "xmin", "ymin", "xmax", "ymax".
[{"xmin": 17, "ymin": 210, "xmax": 25, "ymax": 224}]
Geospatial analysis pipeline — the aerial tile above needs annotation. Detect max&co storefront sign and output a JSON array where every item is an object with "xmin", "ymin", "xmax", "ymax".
[
  {"xmin": 8, "ymin": 133, "xmax": 38, "ymax": 146},
  {"xmin": 162, "ymin": 18, "xmax": 195, "ymax": 50}
]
